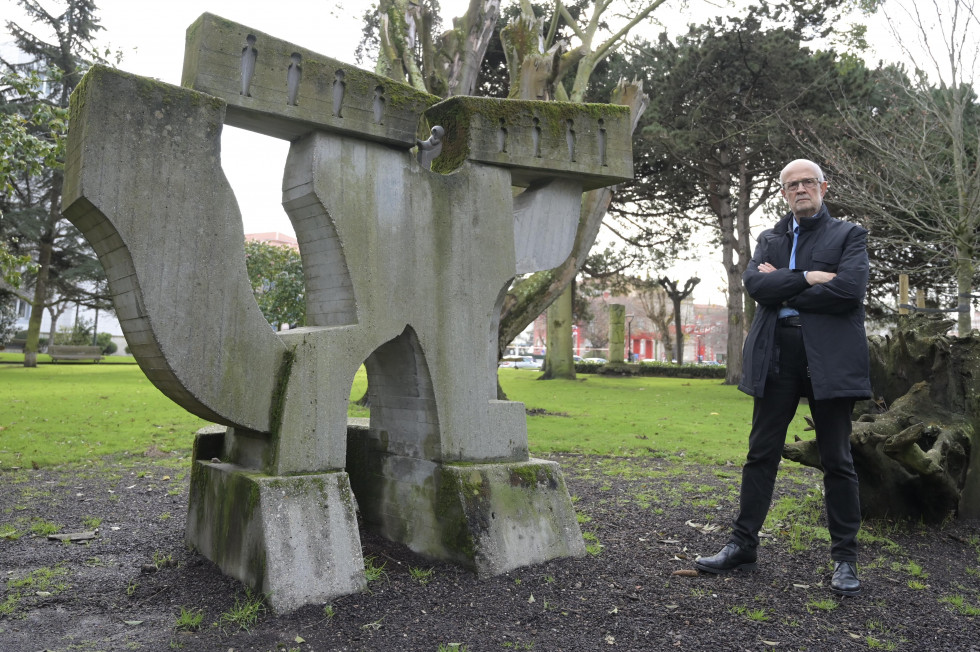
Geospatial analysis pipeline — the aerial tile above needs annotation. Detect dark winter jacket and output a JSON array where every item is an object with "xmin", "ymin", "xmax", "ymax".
[{"xmin": 738, "ymin": 204, "xmax": 872, "ymax": 401}]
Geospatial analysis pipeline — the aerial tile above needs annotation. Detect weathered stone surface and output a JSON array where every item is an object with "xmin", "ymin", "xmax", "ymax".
[
  {"xmin": 347, "ymin": 421, "xmax": 585, "ymax": 574},
  {"xmin": 424, "ymin": 96, "xmax": 633, "ymax": 190},
  {"xmin": 608, "ymin": 304, "xmax": 626, "ymax": 364},
  {"xmin": 47, "ymin": 531, "xmax": 98, "ymax": 543},
  {"xmin": 182, "ymin": 13, "xmax": 439, "ymax": 144},
  {"xmin": 62, "ymin": 66, "xmax": 284, "ymax": 432},
  {"xmin": 63, "ymin": 13, "xmax": 634, "ymax": 612},
  {"xmin": 187, "ymin": 430, "xmax": 365, "ymax": 613}
]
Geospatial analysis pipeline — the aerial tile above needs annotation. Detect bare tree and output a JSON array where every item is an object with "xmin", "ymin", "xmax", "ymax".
[
  {"xmin": 375, "ymin": 0, "xmax": 501, "ymax": 97},
  {"xmin": 658, "ymin": 276, "xmax": 700, "ymax": 364},
  {"xmin": 582, "ymin": 296, "xmax": 610, "ymax": 354},
  {"xmin": 800, "ymin": 0, "xmax": 980, "ymax": 333},
  {"xmin": 636, "ymin": 281, "xmax": 673, "ymax": 361}
]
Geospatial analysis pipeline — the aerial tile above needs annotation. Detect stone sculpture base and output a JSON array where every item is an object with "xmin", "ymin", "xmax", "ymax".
[
  {"xmin": 347, "ymin": 422, "xmax": 586, "ymax": 575},
  {"xmin": 186, "ymin": 430, "xmax": 365, "ymax": 613}
]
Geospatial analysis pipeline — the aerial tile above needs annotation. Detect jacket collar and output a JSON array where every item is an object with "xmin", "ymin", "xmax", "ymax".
[{"xmin": 776, "ymin": 204, "xmax": 830, "ymax": 236}]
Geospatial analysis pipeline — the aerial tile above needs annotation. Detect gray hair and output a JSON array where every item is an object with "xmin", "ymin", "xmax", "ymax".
[{"xmin": 779, "ymin": 159, "xmax": 825, "ymax": 184}]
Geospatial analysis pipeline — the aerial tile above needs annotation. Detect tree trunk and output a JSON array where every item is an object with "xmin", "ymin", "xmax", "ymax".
[
  {"xmin": 23, "ymin": 232, "xmax": 54, "ymax": 368},
  {"xmin": 729, "ymin": 161, "xmax": 753, "ymax": 381},
  {"xmin": 376, "ymin": 0, "xmax": 428, "ymax": 91},
  {"xmin": 955, "ymin": 239, "xmax": 974, "ymax": 335},
  {"xmin": 673, "ymin": 308, "xmax": 683, "ymax": 364},
  {"xmin": 46, "ymin": 301, "xmax": 70, "ymax": 347},
  {"xmin": 444, "ymin": 0, "xmax": 500, "ymax": 97},
  {"xmin": 783, "ymin": 314, "xmax": 980, "ymax": 521},
  {"xmin": 707, "ymin": 153, "xmax": 743, "ymax": 384},
  {"xmin": 541, "ymin": 285, "xmax": 575, "ymax": 379}
]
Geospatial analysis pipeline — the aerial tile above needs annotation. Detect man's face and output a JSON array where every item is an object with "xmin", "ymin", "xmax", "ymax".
[{"xmin": 780, "ymin": 163, "xmax": 827, "ymax": 218}]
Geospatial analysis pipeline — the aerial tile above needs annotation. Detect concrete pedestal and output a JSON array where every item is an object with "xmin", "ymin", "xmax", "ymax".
[
  {"xmin": 186, "ymin": 430, "xmax": 366, "ymax": 613},
  {"xmin": 348, "ymin": 422, "xmax": 585, "ymax": 574}
]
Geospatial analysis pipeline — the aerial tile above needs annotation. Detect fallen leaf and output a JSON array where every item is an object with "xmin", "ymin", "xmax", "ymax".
[
  {"xmin": 793, "ymin": 583, "xmax": 810, "ymax": 589},
  {"xmin": 605, "ymin": 634, "xmax": 615, "ymax": 644},
  {"xmin": 528, "ymin": 594, "xmax": 535, "ymax": 604},
  {"xmin": 672, "ymin": 569, "xmax": 698, "ymax": 577},
  {"xmin": 762, "ymin": 640, "xmax": 779, "ymax": 646},
  {"xmin": 123, "ymin": 620, "xmax": 143, "ymax": 626},
  {"xmin": 685, "ymin": 520, "xmax": 722, "ymax": 535},
  {"xmin": 294, "ymin": 635, "xmax": 306, "ymax": 643}
]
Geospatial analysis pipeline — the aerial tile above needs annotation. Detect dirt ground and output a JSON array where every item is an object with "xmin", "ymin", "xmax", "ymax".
[{"xmin": 2, "ymin": 452, "xmax": 979, "ymax": 652}]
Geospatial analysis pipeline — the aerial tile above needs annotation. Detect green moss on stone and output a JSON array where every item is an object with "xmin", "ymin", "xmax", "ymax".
[
  {"xmin": 425, "ymin": 96, "xmax": 628, "ymax": 174},
  {"xmin": 267, "ymin": 345, "xmax": 296, "ymax": 455},
  {"xmin": 435, "ymin": 469, "xmax": 478, "ymax": 560}
]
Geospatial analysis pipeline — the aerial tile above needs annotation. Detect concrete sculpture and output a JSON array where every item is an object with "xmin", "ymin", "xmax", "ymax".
[{"xmin": 62, "ymin": 13, "xmax": 633, "ymax": 612}]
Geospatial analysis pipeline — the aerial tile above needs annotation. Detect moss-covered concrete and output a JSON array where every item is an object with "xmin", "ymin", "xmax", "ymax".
[
  {"xmin": 346, "ymin": 430, "xmax": 585, "ymax": 575},
  {"xmin": 66, "ymin": 14, "xmax": 633, "ymax": 614},
  {"xmin": 187, "ymin": 428, "xmax": 365, "ymax": 613},
  {"xmin": 424, "ymin": 95, "xmax": 632, "ymax": 189},
  {"xmin": 63, "ymin": 65, "xmax": 285, "ymax": 431},
  {"xmin": 182, "ymin": 12, "xmax": 439, "ymax": 145}
]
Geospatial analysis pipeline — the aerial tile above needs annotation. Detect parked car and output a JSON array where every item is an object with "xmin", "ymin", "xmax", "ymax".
[
  {"xmin": 514, "ymin": 356, "xmax": 543, "ymax": 369},
  {"xmin": 582, "ymin": 357, "xmax": 607, "ymax": 364}
]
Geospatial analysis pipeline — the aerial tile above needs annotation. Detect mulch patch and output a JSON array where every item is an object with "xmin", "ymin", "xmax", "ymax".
[{"xmin": 1, "ymin": 453, "xmax": 978, "ymax": 651}]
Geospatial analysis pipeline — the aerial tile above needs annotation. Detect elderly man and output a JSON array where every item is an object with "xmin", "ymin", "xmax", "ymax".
[{"xmin": 695, "ymin": 159, "xmax": 871, "ymax": 596}]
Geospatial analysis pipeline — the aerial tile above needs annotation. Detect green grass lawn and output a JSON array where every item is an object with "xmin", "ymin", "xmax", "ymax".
[
  {"xmin": 497, "ymin": 369, "xmax": 766, "ymax": 464},
  {"xmin": 0, "ymin": 362, "xmax": 810, "ymax": 469},
  {"xmin": 1, "ymin": 362, "xmax": 208, "ymax": 468},
  {"xmin": 0, "ymin": 352, "xmax": 135, "ymax": 364}
]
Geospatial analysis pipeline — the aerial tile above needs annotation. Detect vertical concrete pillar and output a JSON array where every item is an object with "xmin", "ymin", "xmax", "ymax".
[{"xmin": 609, "ymin": 303, "xmax": 626, "ymax": 363}]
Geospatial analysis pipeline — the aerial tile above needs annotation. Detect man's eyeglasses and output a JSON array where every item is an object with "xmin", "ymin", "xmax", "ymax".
[{"xmin": 782, "ymin": 178, "xmax": 822, "ymax": 191}]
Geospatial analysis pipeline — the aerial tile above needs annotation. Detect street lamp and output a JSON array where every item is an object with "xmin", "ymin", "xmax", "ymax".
[{"xmin": 695, "ymin": 317, "xmax": 702, "ymax": 363}]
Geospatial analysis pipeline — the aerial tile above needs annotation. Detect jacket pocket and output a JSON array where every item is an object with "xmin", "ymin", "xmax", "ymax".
[{"xmin": 811, "ymin": 248, "xmax": 841, "ymax": 272}]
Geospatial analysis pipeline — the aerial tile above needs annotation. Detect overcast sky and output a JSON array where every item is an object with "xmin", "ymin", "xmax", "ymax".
[{"xmin": 3, "ymin": 0, "xmax": 933, "ymax": 305}]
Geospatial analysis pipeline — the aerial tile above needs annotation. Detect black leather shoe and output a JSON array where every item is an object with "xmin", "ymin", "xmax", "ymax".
[
  {"xmin": 831, "ymin": 561, "xmax": 861, "ymax": 596},
  {"xmin": 694, "ymin": 542, "xmax": 757, "ymax": 574}
]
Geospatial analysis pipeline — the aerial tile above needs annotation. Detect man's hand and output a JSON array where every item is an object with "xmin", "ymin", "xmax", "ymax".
[
  {"xmin": 806, "ymin": 270, "xmax": 837, "ymax": 285},
  {"xmin": 758, "ymin": 262, "xmax": 777, "ymax": 274}
]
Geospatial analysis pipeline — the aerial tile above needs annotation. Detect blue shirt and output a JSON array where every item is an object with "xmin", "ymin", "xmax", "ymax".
[{"xmin": 778, "ymin": 224, "xmax": 800, "ymax": 318}]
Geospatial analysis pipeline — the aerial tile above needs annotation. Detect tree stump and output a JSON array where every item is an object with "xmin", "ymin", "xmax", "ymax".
[{"xmin": 783, "ymin": 314, "xmax": 980, "ymax": 521}]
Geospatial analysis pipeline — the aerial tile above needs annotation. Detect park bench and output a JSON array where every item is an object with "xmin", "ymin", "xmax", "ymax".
[{"xmin": 48, "ymin": 345, "xmax": 103, "ymax": 362}]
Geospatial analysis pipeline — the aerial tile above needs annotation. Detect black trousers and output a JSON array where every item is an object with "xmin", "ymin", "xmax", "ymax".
[{"xmin": 732, "ymin": 321, "xmax": 862, "ymax": 561}]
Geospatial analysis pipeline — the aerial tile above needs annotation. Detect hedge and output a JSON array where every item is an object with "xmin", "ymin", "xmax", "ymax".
[{"xmin": 575, "ymin": 360, "xmax": 727, "ymax": 379}]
